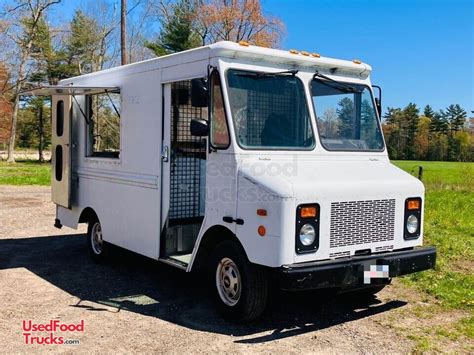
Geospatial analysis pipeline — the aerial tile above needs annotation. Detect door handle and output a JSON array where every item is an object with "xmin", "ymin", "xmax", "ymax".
[
  {"xmin": 223, "ymin": 216, "xmax": 244, "ymax": 225},
  {"xmin": 161, "ymin": 145, "xmax": 169, "ymax": 162}
]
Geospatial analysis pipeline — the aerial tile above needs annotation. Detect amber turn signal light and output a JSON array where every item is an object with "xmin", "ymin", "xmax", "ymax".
[
  {"xmin": 407, "ymin": 199, "xmax": 421, "ymax": 210},
  {"xmin": 300, "ymin": 206, "xmax": 317, "ymax": 218}
]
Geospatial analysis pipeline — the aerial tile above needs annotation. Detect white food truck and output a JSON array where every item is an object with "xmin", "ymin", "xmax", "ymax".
[{"xmin": 24, "ymin": 41, "xmax": 436, "ymax": 321}]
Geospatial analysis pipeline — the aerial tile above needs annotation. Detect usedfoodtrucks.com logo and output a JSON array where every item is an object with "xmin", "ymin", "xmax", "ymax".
[{"xmin": 22, "ymin": 320, "xmax": 84, "ymax": 345}]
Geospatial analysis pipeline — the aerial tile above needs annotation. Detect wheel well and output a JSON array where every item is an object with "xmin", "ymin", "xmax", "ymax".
[
  {"xmin": 78, "ymin": 207, "xmax": 98, "ymax": 224},
  {"xmin": 191, "ymin": 225, "xmax": 245, "ymax": 271}
]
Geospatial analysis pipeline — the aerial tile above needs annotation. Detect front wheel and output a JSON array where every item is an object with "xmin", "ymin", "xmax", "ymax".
[
  {"xmin": 209, "ymin": 240, "xmax": 268, "ymax": 322},
  {"xmin": 87, "ymin": 217, "xmax": 107, "ymax": 263}
]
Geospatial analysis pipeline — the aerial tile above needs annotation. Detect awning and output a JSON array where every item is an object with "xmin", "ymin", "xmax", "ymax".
[{"xmin": 20, "ymin": 85, "xmax": 120, "ymax": 96}]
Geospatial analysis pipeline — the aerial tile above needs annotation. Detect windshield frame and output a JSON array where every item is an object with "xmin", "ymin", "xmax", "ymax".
[
  {"xmin": 310, "ymin": 77, "xmax": 386, "ymax": 153},
  {"xmin": 224, "ymin": 68, "xmax": 316, "ymax": 151}
]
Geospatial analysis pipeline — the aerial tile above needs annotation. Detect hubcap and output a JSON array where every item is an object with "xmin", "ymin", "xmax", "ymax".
[
  {"xmin": 216, "ymin": 257, "xmax": 241, "ymax": 306},
  {"xmin": 91, "ymin": 222, "xmax": 103, "ymax": 255}
]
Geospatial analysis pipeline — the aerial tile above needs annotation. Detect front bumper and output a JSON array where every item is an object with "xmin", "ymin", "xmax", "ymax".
[{"xmin": 279, "ymin": 247, "xmax": 436, "ymax": 291}]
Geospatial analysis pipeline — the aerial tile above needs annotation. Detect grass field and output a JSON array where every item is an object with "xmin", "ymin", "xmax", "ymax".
[
  {"xmin": 393, "ymin": 160, "xmax": 474, "ymax": 350},
  {"xmin": 0, "ymin": 160, "xmax": 50, "ymax": 185}
]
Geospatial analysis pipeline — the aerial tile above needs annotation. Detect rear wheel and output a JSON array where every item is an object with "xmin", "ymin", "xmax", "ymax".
[
  {"xmin": 209, "ymin": 240, "xmax": 268, "ymax": 322},
  {"xmin": 87, "ymin": 216, "xmax": 107, "ymax": 262}
]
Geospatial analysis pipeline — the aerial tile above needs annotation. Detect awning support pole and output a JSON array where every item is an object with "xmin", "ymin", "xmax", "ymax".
[
  {"xmin": 105, "ymin": 90, "xmax": 121, "ymax": 118},
  {"xmin": 72, "ymin": 95, "xmax": 90, "ymax": 125}
]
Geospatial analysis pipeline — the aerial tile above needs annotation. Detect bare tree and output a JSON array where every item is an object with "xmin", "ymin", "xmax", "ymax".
[
  {"xmin": 1, "ymin": 0, "xmax": 60, "ymax": 163},
  {"xmin": 128, "ymin": 1, "xmax": 156, "ymax": 62},
  {"xmin": 192, "ymin": 0, "xmax": 284, "ymax": 47},
  {"xmin": 121, "ymin": 0, "xmax": 127, "ymax": 65}
]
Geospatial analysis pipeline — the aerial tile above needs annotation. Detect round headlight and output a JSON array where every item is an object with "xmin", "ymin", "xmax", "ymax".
[
  {"xmin": 299, "ymin": 223, "xmax": 316, "ymax": 246},
  {"xmin": 406, "ymin": 214, "xmax": 419, "ymax": 234}
]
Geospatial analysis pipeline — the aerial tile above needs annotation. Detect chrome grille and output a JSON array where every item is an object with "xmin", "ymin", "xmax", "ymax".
[{"xmin": 330, "ymin": 199, "xmax": 395, "ymax": 248}]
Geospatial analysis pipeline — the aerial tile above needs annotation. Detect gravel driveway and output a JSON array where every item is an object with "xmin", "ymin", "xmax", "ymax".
[{"xmin": 0, "ymin": 186, "xmax": 417, "ymax": 353}]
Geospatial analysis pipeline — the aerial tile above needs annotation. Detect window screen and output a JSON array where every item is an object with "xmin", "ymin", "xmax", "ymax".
[{"xmin": 226, "ymin": 69, "xmax": 314, "ymax": 150}]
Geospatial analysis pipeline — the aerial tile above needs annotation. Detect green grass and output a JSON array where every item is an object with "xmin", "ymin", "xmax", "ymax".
[
  {"xmin": 0, "ymin": 160, "xmax": 51, "ymax": 185},
  {"xmin": 393, "ymin": 161, "xmax": 474, "ymax": 310},
  {"xmin": 393, "ymin": 160, "xmax": 474, "ymax": 347}
]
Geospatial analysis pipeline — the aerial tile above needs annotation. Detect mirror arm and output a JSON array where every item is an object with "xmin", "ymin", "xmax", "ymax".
[{"xmin": 372, "ymin": 85, "xmax": 382, "ymax": 119}]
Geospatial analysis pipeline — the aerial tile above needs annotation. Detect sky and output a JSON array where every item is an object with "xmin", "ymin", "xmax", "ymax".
[
  {"xmin": 264, "ymin": 0, "xmax": 473, "ymax": 114},
  {"xmin": 37, "ymin": 0, "xmax": 474, "ymax": 114}
]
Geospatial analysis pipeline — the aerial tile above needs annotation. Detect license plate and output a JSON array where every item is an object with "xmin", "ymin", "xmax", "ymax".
[{"xmin": 363, "ymin": 264, "xmax": 389, "ymax": 284}]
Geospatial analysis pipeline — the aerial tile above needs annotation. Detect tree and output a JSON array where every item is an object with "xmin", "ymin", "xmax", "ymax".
[
  {"xmin": 121, "ymin": 0, "xmax": 127, "ymax": 65},
  {"xmin": 66, "ymin": 7, "xmax": 117, "ymax": 74},
  {"xmin": 423, "ymin": 104, "xmax": 435, "ymax": 118},
  {"xmin": 145, "ymin": 0, "xmax": 200, "ymax": 56},
  {"xmin": 383, "ymin": 107, "xmax": 405, "ymax": 159},
  {"xmin": 2, "ymin": 0, "xmax": 61, "ymax": 163},
  {"xmin": 0, "ymin": 63, "xmax": 12, "ymax": 151},
  {"xmin": 360, "ymin": 98, "xmax": 379, "ymax": 147},
  {"xmin": 336, "ymin": 97, "xmax": 354, "ymax": 139},
  {"xmin": 403, "ymin": 103, "xmax": 419, "ymax": 160},
  {"xmin": 427, "ymin": 132, "xmax": 448, "ymax": 161},
  {"xmin": 192, "ymin": 0, "xmax": 284, "ymax": 47},
  {"xmin": 444, "ymin": 104, "xmax": 467, "ymax": 134},
  {"xmin": 429, "ymin": 110, "xmax": 448, "ymax": 134},
  {"xmin": 320, "ymin": 108, "xmax": 339, "ymax": 137},
  {"xmin": 414, "ymin": 116, "xmax": 430, "ymax": 160}
]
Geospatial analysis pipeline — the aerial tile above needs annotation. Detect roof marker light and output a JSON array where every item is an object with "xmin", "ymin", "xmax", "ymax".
[
  {"xmin": 301, "ymin": 51, "xmax": 310, "ymax": 56},
  {"xmin": 289, "ymin": 49, "xmax": 299, "ymax": 54},
  {"xmin": 238, "ymin": 41, "xmax": 250, "ymax": 47},
  {"xmin": 353, "ymin": 59, "xmax": 362, "ymax": 64},
  {"xmin": 311, "ymin": 53, "xmax": 321, "ymax": 58}
]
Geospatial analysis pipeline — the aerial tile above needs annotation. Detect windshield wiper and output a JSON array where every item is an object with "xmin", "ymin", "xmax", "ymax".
[
  {"xmin": 313, "ymin": 71, "xmax": 359, "ymax": 93},
  {"xmin": 237, "ymin": 69, "xmax": 298, "ymax": 79}
]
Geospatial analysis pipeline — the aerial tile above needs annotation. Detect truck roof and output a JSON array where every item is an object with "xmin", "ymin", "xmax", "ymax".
[{"xmin": 61, "ymin": 41, "xmax": 372, "ymax": 83}]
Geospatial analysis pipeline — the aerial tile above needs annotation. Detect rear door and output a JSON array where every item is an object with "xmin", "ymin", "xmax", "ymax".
[{"xmin": 51, "ymin": 95, "xmax": 72, "ymax": 209}]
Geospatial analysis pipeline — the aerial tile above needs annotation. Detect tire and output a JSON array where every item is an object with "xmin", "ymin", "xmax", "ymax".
[
  {"xmin": 209, "ymin": 240, "xmax": 268, "ymax": 322},
  {"xmin": 87, "ymin": 216, "xmax": 107, "ymax": 263}
]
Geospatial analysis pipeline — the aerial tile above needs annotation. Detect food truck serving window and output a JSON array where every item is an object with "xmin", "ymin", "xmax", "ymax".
[
  {"xmin": 311, "ymin": 79, "xmax": 384, "ymax": 152},
  {"xmin": 226, "ymin": 69, "xmax": 315, "ymax": 150},
  {"xmin": 86, "ymin": 91, "xmax": 121, "ymax": 158}
]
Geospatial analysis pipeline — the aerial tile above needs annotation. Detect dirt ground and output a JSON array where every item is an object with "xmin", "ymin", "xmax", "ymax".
[{"xmin": 0, "ymin": 185, "xmax": 458, "ymax": 353}]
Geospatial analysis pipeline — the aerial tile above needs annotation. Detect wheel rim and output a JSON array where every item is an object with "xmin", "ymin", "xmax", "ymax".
[
  {"xmin": 90, "ymin": 222, "xmax": 103, "ymax": 255},
  {"xmin": 216, "ymin": 257, "xmax": 241, "ymax": 306}
]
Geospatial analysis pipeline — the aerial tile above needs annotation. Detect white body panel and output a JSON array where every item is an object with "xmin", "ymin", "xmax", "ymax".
[{"xmin": 53, "ymin": 41, "xmax": 424, "ymax": 269}]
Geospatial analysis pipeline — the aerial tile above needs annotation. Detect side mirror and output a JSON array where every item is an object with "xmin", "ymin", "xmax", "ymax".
[
  {"xmin": 372, "ymin": 85, "xmax": 382, "ymax": 119},
  {"xmin": 191, "ymin": 78, "xmax": 208, "ymax": 107},
  {"xmin": 190, "ymin": 118, "xmax": 208, "ymax": 136}
]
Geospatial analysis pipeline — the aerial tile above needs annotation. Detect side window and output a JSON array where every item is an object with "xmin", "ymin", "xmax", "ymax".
[
  {"xmin": 86, "ymin": 92, "xmax": 121, "ymax": 158},
  {"xmin": 56, "ymin": 100, "xmax": 64, "ymax": 137},
  {"xmin": 210, "ymin": 71, "xmax": 230, "ymax": 148}
]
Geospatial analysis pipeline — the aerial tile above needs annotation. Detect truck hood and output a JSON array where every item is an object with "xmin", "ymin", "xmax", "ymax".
[{"xmin": 237, "ymin": 158, "xmax": 424, "ymax": 201}]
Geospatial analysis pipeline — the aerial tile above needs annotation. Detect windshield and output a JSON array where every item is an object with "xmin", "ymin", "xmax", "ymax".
[
  {"xmin": 311, "ymin": 78, "xmax": 384, "ymax": 151},
  {"xmin": 226, "ymin": 69, "xmax": 315, "ymax": 149}
]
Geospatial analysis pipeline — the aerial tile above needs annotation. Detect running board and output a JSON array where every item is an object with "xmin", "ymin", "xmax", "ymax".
[{"xmin": 158, "ymin": 257, "xmax": 188, "ymax": 271}]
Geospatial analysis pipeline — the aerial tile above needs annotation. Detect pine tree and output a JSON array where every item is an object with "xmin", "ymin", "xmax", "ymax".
[
  {"xmin": 336, "ymin": 97, "xmax": 355, "ymax": 139},
  {"xmin": 444, "ymin": 104, "xmax": 467, "ymax": 133},
  {"xmin": 429, "ymin": 110, "xmax": 448, "ymax": 133},
  {"xmin": 145, "ymin": 0, "xmax": 200, "ymax": 56},
  {"xmin": 423, "ymin": 104, "xmax": 435, "ymax": 118},
  {"xmin": 403, "ymin": 103, "xmax": 420, "ymax": 160}
]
